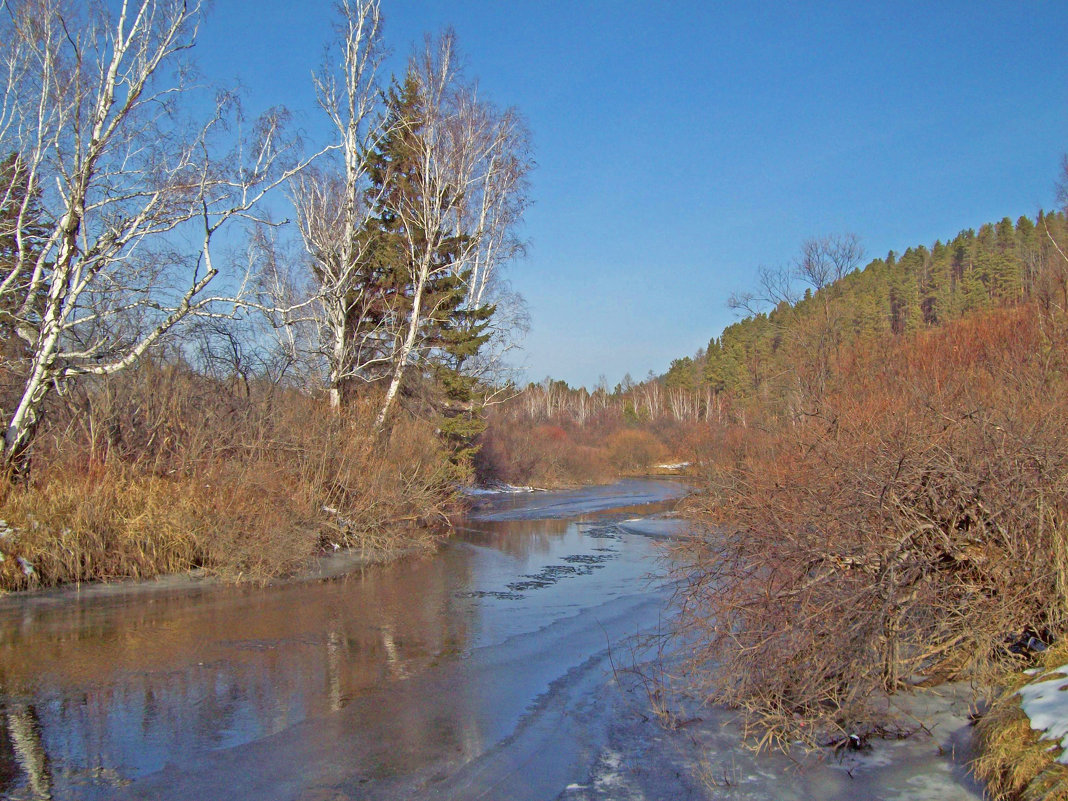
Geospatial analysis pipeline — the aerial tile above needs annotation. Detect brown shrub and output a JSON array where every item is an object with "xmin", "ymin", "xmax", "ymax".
[
  {"xmin": 559, "ymin": 444, "xmax": 612, "ymax": 484},
  {"xmin": 475, "ymin": 422, "xmax": 553, "ymax": 485},
  {"xmin": 475, "ymin": 416, "xmax": 615, "ymax": 486},
  {"xmin": 606, "ymin": 428, "xmax": 668, "ymax": 473},
  {"xmin": 0, "ymin": 362, "xmax": 453, "ymax": 590},
  {"xmin": 670, "ymin": 304, "xmax": 1068, "ymax": 747},
  {"xmin": 476, "ymin": 396, "xmax": 693, "ymax": 487}
]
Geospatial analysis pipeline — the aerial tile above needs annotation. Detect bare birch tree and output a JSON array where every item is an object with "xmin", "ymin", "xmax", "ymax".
[
  {"xmin": 444, "ymin": 89, "xmax": 531, "ymax": 386},
  {"xmin": 0, "ymin": 0, "xmax": 306, "ymax": 472},
  {"xmin": 289, "ymin": 16, "xmax": 530, "ymax": 424},
  {"xmin": 290, "ymin": 0, "xmax": 387, "ymax": 409},
  {"xmin": 373, "ymin": 31, "xmax": 531, "ymax": 429}
]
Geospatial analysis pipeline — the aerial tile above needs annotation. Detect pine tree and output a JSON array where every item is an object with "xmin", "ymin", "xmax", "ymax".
[
  {"xmin": 430, "ymin": 297, "xmax": 496, "ymax": 478},
  {"xmin": 359, "ymin": 72, "xmax": 498, "ymax": 472},
  {"xmin": 1015, "ymin": 215, "xmax": 1039, "ymax": 297}
]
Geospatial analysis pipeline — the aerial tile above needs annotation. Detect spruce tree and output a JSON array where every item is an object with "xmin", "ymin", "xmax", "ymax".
[{"xmin": 359, "ymin": 72, "xmax": 497, "ymax": 474}]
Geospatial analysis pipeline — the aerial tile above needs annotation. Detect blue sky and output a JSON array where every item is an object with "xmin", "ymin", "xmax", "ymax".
[{"xmin": 197, "ymin": 1, "xmax": 1068, "ymax": 389}]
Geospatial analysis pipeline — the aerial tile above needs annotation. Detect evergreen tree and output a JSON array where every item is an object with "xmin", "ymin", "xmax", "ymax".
[
  {"xmin": 664, "ymin": 356, "xmax": 699, "ymax": 392},
  {"xmin": 361, "ymin": 73, "xmax": 457, "ymax": 375},
  {"xmin": 359, "ymin": 72, "xmax": 499, "ymax": 473},
  {"xmin": 429, "ymin": 298, "xmax": 496, "ymax": 478},
  {"xmin": 1015, "ymin": 215, "xmax": 1039, "ymax": 296},
  {"xmin": 704, "ymin": 334, "xmax": 746, "ymax": 396}
]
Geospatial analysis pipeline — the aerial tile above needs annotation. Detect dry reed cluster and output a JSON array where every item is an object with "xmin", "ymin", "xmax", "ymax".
[
  {"xmin": 0, "ymin": 361, "xmax": 454, "ymax": 590},
  {"xmin": 974, "ymin": 637, "xmax": 1068, "ymax": 801}
]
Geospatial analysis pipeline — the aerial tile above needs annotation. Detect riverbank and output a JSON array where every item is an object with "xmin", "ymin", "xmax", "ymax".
[
  {"xmin": 0, "ymin": 536, "xmax": 434, "ymax": 610},
  {"xmin": 0, "ymin": 389, "xmax": 456, "ymax": 593},
  {"xmin": 566, "ymin": 671, "xmax": 984, "ymax": 800},
  {"xmin": 972, "ymin": 638, "xmax": 1068, "ymax": 800},
  {"xmin": 0, "ymin": 472, "xmax": 681, "ymax": 598}
]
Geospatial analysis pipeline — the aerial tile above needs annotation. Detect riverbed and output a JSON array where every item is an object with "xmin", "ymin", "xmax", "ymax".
[{"xmin": 0, "ymin": 479, "xmax": 985, "ymax": 800}]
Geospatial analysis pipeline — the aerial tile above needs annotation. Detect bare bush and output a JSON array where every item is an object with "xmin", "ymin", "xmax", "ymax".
[
  {"xmin": 607, "ymin": 429, "xmax": 668, "ymax": 473},
  {"xmin": 670, "ymin": 305, "xmax": 1068, "ymax": 747}
]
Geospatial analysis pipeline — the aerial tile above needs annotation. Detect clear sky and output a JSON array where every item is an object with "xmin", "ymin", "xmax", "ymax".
[{"xmin": 196, "ymin": 1, "xmax": 1068, "ymax": 389}]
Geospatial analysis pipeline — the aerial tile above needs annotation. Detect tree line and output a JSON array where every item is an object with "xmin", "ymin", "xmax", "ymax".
[
  {"xmin": 675, "ymin": 212, "xmax": 1068, "ymax": 415},
  {"xmin": 487, "ymin": 209, "xmax": 1068, "ymax": 444}
]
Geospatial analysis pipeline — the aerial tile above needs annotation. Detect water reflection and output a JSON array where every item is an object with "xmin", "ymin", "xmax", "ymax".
[
  {"xmin": 0, "ymin": 552, "xmax": 481, "ymax": 798},
  {"xmin": 0, "ymin": 705, "xmax": 51, "ymax": 799},
  {"xmin": 0, "ymin": 480, "xmax": 684, "ymax": 800}
]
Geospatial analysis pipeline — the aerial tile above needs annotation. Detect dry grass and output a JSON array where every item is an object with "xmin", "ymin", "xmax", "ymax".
[
  {"xmin": 0, "ymin": 469, "xmax": 207, "ymax": 588},
  {"xmin": 975, "ymin": 641, "xmax": 1068, "ymax": 800},
  {"xmin": 693, "ymin": 754, "xmax": 741, "ymax": 792},
  {"xmin": 0, "ymin": 362, "xmax": 455, "ymax": 590}
]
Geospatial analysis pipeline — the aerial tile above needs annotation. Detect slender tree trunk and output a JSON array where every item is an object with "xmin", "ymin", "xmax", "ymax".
[
  {"xmin": 328, "ymin": 305, "xmax": 349, "ymax": 410},
  {"xmin": 3, "ymin": 266, "xmax": 69, "ymax": 474},
  {"xmin": 374, "ymin": 263, "xmax": 428, "ymax": 431},
  {"xmin": 3, "ymin": 379, "xmax": 49, "ymax": 474}
]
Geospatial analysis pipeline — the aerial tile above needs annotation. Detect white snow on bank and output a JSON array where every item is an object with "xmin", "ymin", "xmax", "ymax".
[
  {"xmin": 1017, "ymin": 663, "xmax": 1068, "ymax": 763},
  {"xmin": 655, "ymin": 462, "xmax": 690, "ymax": 470},
  {"xmin": 462, "ymin": 483, "xmax": 542, "ymax": 496}
]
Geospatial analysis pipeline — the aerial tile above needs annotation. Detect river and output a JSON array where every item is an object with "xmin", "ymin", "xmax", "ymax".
[{"xmin": 0, "ymin": 479, "xmax": 985, "ymax": 800}]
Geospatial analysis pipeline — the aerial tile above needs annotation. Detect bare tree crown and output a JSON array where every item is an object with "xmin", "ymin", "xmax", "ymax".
[{"xmin": 0, "ymin": 0, "xmax": 308, "ymax": 468}]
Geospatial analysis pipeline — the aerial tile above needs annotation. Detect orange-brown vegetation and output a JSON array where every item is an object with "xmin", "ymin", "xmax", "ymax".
[
  {"xmin": 0, "ymin": 360, "xmax": 454, "ymax": 590},
  {"xmin": 476, "ymin": 390, "xmax": 697, "ymax": 486},
  {"xmin": 670, "ymin": 303, "xmax": 1068, "ymax": 747},
  {"xmin": 606, "ymin": 428, "xmax": 669, "ymax": 473}
]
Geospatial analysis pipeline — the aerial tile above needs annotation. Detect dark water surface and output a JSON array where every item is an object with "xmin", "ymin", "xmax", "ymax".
[{"xmin": 0, "ymin": 479, "xmax": 687, "ymax": 800}]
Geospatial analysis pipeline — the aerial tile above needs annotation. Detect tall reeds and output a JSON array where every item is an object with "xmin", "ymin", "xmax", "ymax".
[{"xmin": 0, "ymin": 361, "xmax": 454, "ymax": 590}]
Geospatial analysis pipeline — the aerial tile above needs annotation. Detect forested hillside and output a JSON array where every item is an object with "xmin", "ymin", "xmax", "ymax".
[
  {"xmin": 479, "ymin": 210, "xmax": 1068, "ymax": 487},
  {"xmin": 650, "ymin": 204, "xmax": 1068, "ymax": 795},
  {"xmin": 666, "ymin": 211, "xmax": 1068, "ymax": 412}
]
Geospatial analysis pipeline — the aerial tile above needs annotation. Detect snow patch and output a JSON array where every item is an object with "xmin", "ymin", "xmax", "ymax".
[
  {"xmin": 592, "ymin": 749, "xmax": 627, "ymax": 792},
  {"xmin": 462, "ymin": 483, "xmax": 542, "ymax": 496},
  {"xmin": 1017, "ymin": 663, "xmax": 1068, "ymax": 763},
  {"xmin": 655, "ymin": 462, "xmax": 690, "ymax": 470}
]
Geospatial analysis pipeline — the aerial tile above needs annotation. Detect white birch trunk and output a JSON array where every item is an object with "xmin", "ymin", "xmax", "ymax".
[{"xmin": 0, "ymin": 0, "xmax": 309, "ymax": 472}]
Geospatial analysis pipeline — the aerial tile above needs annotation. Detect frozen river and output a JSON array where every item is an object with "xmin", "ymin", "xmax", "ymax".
[{"xmin": 0, "ymin": 479, "xmax": 984, "ymax": 800}]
